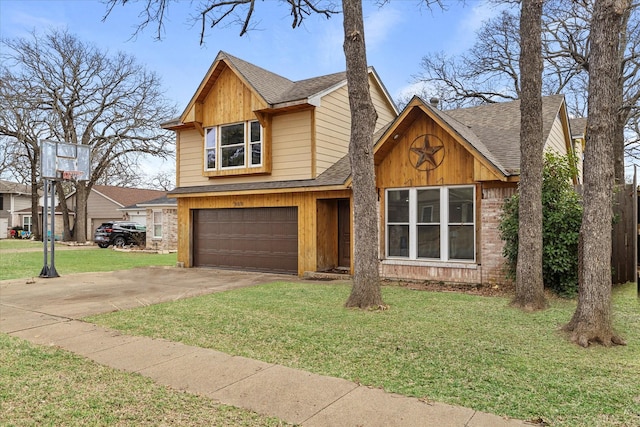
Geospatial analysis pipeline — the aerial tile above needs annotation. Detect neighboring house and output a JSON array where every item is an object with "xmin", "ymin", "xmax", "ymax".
[
  {"xmin": 121, "ymin": 195, "xmax": 178, "ymax": 251},
  {"xmin": 14, "ymin": 206, "xmax": 72, "ymax": 240},
  {"xmin": 164, "ymin": 51, "xmax": 579, "ymax": 285},
  {"xmin": 0, "ymin": 180, "xmax": 34, "ymax": 238},
  {"xmin": 67, "ymin": 185, "xmax": 166, "ymax": 239},
  {"xmin": 569, "ymin": 117, "xmax": 587, "ymax": 184}
]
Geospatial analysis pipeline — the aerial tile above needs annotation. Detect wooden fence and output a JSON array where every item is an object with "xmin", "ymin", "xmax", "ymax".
[{"xmin": 611, "ymin": 183, "xmax": 637, "ymax": 285}]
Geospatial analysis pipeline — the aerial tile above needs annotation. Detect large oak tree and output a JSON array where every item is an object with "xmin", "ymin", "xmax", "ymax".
[
  {"xmin": 513, "ymin": 0, "xmax": 547, "ymax": 311},
  {"xmin": 563, "ymin": 0, "xmax": 628, "ymax": 347},
  {"xmin": 0, "ymin": 29, "xmax": 175, "ymax": 242}
]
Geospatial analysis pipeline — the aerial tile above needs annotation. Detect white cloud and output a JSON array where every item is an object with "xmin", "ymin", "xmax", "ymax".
[
  {"xmin": 395, "ymin": 80, "xmax": 443, "ymax": 105},
  {"xmin": 363, "ymin": 5, "xmax": 402, "ymax": 50},
  {"xmin": 314, "ymin": 17, "xmax": 344, "ymax": 72},
  {"xmin": 2, "ymin": 10, "xmax": 62, "ymax": 37},
  {"xmin": 448, "ymin": 1, "xmax": 508, "ymax": 53}
]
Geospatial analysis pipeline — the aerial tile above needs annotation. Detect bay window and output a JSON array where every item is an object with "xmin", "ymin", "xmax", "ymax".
[
  {"xmin": 386, "ymin": 186, "xmax": 475, "ymax": 262},
  {"xmin": 204, "ymin": 120, "xmax": 263, "ymax": 171}
]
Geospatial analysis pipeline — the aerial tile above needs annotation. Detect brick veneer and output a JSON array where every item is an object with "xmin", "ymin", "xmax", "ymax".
[{"xmin": 146, "ymin": 208, "xmax": 178, "ymax": 251}]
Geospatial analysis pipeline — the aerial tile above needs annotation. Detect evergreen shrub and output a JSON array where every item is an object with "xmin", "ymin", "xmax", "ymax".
[{"xmin": 499, "ymin": 153, "xmax": 583, "ymax": 297}]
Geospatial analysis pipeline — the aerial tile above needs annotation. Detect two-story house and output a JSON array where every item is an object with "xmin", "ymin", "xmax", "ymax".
[{"xmin": 165, "ymin": 51, "xmax": 578, "ymax": 285}]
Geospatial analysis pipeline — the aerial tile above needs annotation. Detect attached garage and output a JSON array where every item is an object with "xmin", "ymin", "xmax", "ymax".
[{"xmin": 193, "ymin": 207, "xmax": 298, "ymax": 274}]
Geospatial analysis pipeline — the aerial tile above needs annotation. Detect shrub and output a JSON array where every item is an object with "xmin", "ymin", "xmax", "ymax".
[{"xmin": 499, "ymin": 153, "xmax": 582, "ymax": 297}]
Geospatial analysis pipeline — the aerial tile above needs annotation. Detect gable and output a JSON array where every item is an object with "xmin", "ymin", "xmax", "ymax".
[
  {"xmin": 375, "ymin": 95, "xmax": 576, "ymax": 185},
  {"xmin": 201, "ymin": 65, "xmax": 268, "ymax": 126},
  {"xmin": 375, "ymin": 109, "xmax": 488, "ymax": 189},
  {"xmin": 375, "ymin": 99, "xmax": 507, "ymax": 186},
  {"xmin": 182, "ymin": 62, "xmax": 269, "ymax": 128}
]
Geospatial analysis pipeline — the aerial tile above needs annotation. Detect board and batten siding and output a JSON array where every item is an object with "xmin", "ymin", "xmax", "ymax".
[{"xmin": 200, "ymin": 65, "xmax": 268, "ymax": 126}]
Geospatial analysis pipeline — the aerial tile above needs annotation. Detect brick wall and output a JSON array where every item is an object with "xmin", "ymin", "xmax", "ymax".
[
  {"xmin": 146, "ymin": 208, "xmax": 178, "ymax": 251},
  {"xmin": 479, "ymin": 186, "xmax": 516, "ymax": 285}
]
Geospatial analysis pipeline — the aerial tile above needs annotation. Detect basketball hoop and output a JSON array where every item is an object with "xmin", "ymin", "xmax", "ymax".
[{"xmin": 40, "ymin": 140, "xmax": 90, "ymax": 182}]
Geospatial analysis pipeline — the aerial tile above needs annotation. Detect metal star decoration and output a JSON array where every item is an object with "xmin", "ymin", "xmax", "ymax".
[{"xmin": 409, "ymin": 134, "xmax": 444, "ymax": 170}]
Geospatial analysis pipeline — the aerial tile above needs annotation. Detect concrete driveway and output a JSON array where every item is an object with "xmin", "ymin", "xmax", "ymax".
[{"xmin": 0, "ymin": 266, "xmax": 297, "ymax": 330}]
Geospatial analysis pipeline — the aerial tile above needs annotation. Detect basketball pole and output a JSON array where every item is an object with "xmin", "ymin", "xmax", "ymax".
[
  {"xmin": 39, "ymin": 178, "xmax": 59, "ymax": 278},
  {"xmin": 48, "ymin": 177, "xmax": 59, "ymax": 277},
  {"xmin": 39, "ymin": 179, "xmax": 50, "ymax": 277}
]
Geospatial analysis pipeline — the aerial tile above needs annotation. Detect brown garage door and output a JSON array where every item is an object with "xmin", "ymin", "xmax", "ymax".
[{"xmin": 193, "ymin": 207, "xmax": 298, "ymax": 274}]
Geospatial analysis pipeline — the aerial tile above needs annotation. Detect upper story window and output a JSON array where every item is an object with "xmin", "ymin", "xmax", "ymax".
[
  {"xmin": 205, "ymin": 120, "xmax": 262, "ymax": 171},
  {"xmin": 386, "ymin": 186, "xmax": 475, "ymax": 262}
]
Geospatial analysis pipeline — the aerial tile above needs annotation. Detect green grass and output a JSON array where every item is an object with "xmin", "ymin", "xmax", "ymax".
[
  {"xmin": 0, "ymin": 243, "xmax": 176, "ymax": 280},
  {"xmin": 0, "ymin": 239, "xmax": 44, "ymax": 250},
  {"xmin": 0, "ymin": 333, "xmax": 290, "ymax": 426},
  {"xmin": 89, "ymin": 281, "xmax": 640, "ymax": 427}
]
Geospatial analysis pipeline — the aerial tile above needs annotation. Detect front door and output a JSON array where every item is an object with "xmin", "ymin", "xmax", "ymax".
[{"xmin": 338, "ymin": 199, "xmax": 351, "ymax": 268}]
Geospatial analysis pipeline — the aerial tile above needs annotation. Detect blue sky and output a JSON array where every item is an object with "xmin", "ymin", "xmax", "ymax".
[{"xmin": 0, "ymin": 0, "xmax": 505, "ymax": 109}]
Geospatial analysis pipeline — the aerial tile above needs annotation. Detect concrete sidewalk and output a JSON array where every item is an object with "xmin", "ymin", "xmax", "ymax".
[{"xmin": 1, "ymin": 267, "xmax": 534, "ymax": 426}]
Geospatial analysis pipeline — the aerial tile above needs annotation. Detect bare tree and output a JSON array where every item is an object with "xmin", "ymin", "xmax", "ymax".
[
  {"xmin": 0, "ymin": 29, "xmax": 176, "ymax": 242},
  {"xmin": 414, "ymin": 0, "xmax": 640, "ymax": 180},
  {"xmin": 513, "ymin": 0, "xmax": 547, "ymax": 311},
  {"xmin": 145, "ymin": 169, "xmax": 176, "ymax": 191},
  {"xmin": 0, "ymin": 66, "xmax": 50, "ymax": 240},
  {"xmin": 563, "ymin": 0, "xmax": 628, "ymax": 347}
]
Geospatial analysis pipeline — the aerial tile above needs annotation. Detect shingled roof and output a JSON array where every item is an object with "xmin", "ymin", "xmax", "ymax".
[
  {"xmin": 169, "ymin": 155, "xmax": 352, "ymax": 196},
  {"xmin": 0, "ymin": 179, "xmax": 32, "ymax": 195},
  {"xmin": 219, "ymin": 52, "xmax": 295, "ymax": 105},
  {"xmin": 217, "ymin": 51, "xmax": 355, "ymax": 108},
  {"xmin": 437, "ymin": 94, "xmax": 567, "ymax": 175},
  {"xmin": 569, "ymin": 117, "xmax": 587, "ymax": 139},
  {"xmin": 92, "ymin": 185, "xmax": 166, "ymax": 208}
]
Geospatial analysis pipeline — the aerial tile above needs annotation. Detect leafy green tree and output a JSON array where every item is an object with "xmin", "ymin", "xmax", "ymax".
[{"xmin": 500, "ymin": 153, "xmax": 582, "ymax": 297}]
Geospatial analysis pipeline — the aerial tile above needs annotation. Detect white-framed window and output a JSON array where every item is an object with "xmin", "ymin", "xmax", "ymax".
[
  {"xmin": 152, "ymin": 210, "xmax": 162, "ymax": 238},
  {"xmin": 386, "ymin": 186, "xmax": 475, "ymax": 262},
  {"xmin": 23, "ymin": 216, "xmax": 32, "ymax": 233},
  {"xmin": 204, "ymin": 120, "xmax": 262, "ymax": 171}
]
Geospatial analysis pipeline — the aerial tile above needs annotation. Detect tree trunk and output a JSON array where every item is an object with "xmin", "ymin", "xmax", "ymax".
[
  {"xmin": 613, "ymin": 5, "xmax": 631, "ymax": 185},
  {"xmin": 342, "ymin": 0, "xmax": 383, "ymax": 309},
  {"xmin": 75, "ymin": 182, "xmax": 89, "ymax": 243},
  {"xmin": 55, "ymin": 181, "xmax": 73, "ymax": 241},
  {"xmin": 563, "ymin": 0, "xmax": 628, "ymax": 347},
  {"xmin": 29, "ymin": 181, "xmax": 41, "ymax": 241},
  {"xmin": 513, "ymin": 0, "xmax": 547, "ymax": 311}
]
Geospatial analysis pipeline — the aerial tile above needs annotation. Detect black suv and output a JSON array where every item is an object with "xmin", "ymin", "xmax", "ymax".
[{"xmin": 94, "ymin": 221, "xmax": 146, "ymax": 248}]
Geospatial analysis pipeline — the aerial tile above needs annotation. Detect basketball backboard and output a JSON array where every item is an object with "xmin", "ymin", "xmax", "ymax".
[{"xmin": 40, "ymin": 140, "xmax": 91, "ymax": 181}]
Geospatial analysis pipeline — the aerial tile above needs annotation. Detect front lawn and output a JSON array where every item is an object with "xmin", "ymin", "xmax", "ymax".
[
  {"xmin": 0, "ymin": 243, "xmax": 176, "ymax": 280},
  {"xmin": 88, "ymin": 281, "xmax": 640, "ymax": 427},
  {"xmin": 0, "ymin": 333, "xmax": 290, "ymax": 426}
]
